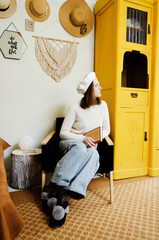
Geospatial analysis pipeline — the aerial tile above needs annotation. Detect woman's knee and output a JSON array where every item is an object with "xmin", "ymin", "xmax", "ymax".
[
  {"xmin": 88, "ymin": 148, "xmax": 99, "ymax": 160},
  {"xmin": 60, "ymin": 140, "xmax": 87, "ymax": 154},
  {"xmin": 72, "ymin": 141, "xmax": 87, "ymax": 153},
  {"xmin": 88, "ymin": 148, "xmax": 100, "ymax": 170}
]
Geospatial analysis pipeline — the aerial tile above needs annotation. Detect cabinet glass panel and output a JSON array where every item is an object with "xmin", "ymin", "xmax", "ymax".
[
  {"xmin": 126, "ymin": 7, "xmax": 147, "ymax": 45},
  {"xmin": 121, "ymin": 51, "xmax": 148, "ymax": 89}
]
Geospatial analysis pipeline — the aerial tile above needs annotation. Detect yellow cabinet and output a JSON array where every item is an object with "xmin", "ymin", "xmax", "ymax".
[{"xmin": 95, "ymin": 0, "xmax": 154, "ymax": 179}]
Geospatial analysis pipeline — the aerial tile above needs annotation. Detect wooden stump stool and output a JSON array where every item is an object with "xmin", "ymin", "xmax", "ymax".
[{"xmin": 11, "ymin": 149, "xmax": 42, "ymax": 189}]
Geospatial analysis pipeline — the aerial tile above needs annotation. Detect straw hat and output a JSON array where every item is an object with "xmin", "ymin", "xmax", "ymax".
[
  {"xmin": 59, "ymin": 0, "xmax": 94, "ymax": 38},
  {"xmin": 25, "ymin": 0, "xmax": 50, "ymax": 22},
  {"xmin": 0, "ymin": 0, "xmax": 17, "ymax": 18}
]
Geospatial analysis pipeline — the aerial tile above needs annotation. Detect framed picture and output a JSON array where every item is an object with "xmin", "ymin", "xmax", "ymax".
[
  {"xmin": 0, "ymin": 29, "xmax": 27, "ymax": 60},
  {"xmin": 25, "ymin": 19, "xmax": 34, "ymax": 32}
]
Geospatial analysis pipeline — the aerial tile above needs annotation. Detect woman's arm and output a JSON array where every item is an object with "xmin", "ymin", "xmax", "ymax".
[{"xmin": 60, "ymin": 104, "xmax": 85, "ymax": 141}]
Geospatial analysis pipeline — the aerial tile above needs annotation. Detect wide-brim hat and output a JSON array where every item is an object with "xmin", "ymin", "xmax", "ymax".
[
  {"xmin": 25, "ymin": 0, "xmax": 50, "ymax": 22},
  {"xmin": 59, "ymin": 0, "xmax": 94, "ymax": 38},
  {"xmin": 0, "ymin": 0, "xmax": 17, "ymax": 18}
]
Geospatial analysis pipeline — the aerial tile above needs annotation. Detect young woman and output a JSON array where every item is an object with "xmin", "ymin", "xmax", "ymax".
[{"xmin": 42, "ymin": 72, "xmax": 110, "ymax": 228}]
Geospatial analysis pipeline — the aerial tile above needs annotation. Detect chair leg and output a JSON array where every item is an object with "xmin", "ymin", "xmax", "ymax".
[
  {"xmin": 42, "ymin": 170, "xmax": 46, "ymax": 191},
  {"xmin": 109, "ymin": 171, "xmax": 113, "ymax": 204}
]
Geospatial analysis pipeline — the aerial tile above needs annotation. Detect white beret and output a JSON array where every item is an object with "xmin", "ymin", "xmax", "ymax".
[{"xmin": 77, "ymin": 72, "xmax": 97, "ymax": 95}]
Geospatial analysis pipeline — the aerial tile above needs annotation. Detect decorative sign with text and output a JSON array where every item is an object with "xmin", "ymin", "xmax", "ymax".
[{"xmin": 0, "ymin": 24, "xmax": 27, "ymax": 60}]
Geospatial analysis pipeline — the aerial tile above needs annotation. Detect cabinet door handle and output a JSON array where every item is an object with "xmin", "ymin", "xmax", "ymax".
[
  {"xmin": 148, "ymin": 24, "xmax": 150, "ymax": 34},
  {"xmin": 144, "ymin": 132, "xmax": 147, "ymax": 141},
  {"xmin": 131, "ymin": 93, "xmax": 138, "ymax": 98}
]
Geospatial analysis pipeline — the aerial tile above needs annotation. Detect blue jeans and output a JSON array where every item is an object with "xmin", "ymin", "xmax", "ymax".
[{"xmin": 51, "ymin": 139, "xmax": 99, "ymax": 197}]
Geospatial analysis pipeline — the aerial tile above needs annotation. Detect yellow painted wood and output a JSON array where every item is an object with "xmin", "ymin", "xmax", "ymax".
[
  {"xmin": 120, "ymin": 89, "xmax": 149, "ymax": 107},
  {"xmin": 95, "ymin": 0, "xmax": 116, "ymax": 140},
  {"xmin": 117, "ymin": 108, "xmax": 148, "ymax": 169},
  {"xmin": 113, "ymin": 167, "xmax": 148, "ymax": 179},
  {"xmin": 95, "ymin": 1, "xmax": 116, "ymax": 90},
  {"xmin": 95, "ymin": 0, "xmax": 154, "ymax": 179},
  {"xmin": 148, "ymin": 0, "xmax": 159, "ymax": 175}
]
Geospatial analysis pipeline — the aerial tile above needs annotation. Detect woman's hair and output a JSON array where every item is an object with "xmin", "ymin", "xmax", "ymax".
[{"xmin": 80, "ymin": 81, "xmax": 101, "ymax": 109}]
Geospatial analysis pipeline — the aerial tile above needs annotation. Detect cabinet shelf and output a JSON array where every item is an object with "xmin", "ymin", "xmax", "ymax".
[{"xmin": 127, "ymin": 26, "xmax": 144, "ymax": 31}]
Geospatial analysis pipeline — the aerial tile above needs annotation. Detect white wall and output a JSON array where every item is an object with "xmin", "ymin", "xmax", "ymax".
[{"xmin": 0, "ymin": 0, "xmax": 96, "ymax": 178}]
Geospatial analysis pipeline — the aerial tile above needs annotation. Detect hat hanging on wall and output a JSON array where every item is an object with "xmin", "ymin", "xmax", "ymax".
[
  {"xmin": 25, "ymin": 0, "xmax": 50, "ymax": 22},
  {"xmin": 59, "ymin": 0, "xmax": 94, "ymax": 38},
  {"xmin": 0, "ymin": 0, "xmax": 17, "ymax": 18}
]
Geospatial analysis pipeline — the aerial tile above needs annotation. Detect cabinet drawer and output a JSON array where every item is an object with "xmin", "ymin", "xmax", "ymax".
[{"xmin": 121, "ymin": 91, "xmax": 149, "ymax": 107}]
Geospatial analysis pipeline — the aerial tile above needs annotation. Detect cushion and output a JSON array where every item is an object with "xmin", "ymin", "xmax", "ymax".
[
  {"xmin": 0, "ymin": 138, "xmax": 10, "ymax": 182},
  {"xmin": 97, "ymin": 138, "xmax": 114, "ymax": 173},
  {"xmin": 0, "ymin": 138, "xmax": 10, "ymax": 151},
  {"xmin": 42, "ymin": 117, "xmax": 64, "ymax": 172},
  {"xmin": 0, "ymin": 138, "xmax": 24, "ymax": 240},
  {"xmin": 56, "ymin": 117, "xmax": 64, "ymax": 134}
]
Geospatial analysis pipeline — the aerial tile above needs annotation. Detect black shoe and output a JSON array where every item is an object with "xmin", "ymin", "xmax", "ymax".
[
  {"xmin": 41, "ymin": 184, "xmax": 58, "ymax": 215},
  {"xmin": 42, "ymin": 193, "xmax": 57, "ymax": 215},
  {"xmin": 49, "ymin": 200, "xmax": 69, "ymax": 228},
  {"xmin": 46, "ymin": 182, "xmax": 67, "ymax": 197},
  {"xmin": 66, "ymin": 189, "xmax": 85, "ymax": 200}
]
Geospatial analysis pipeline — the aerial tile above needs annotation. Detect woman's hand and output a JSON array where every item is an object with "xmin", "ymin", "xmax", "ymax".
[{"xmin": 83, "ymin": 136, "xmax": 97, "ymax": 149}]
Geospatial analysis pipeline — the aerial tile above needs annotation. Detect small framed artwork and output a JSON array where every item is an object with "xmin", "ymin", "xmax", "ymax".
[
  {"xmin": 0, "ymin": 30, "xmax": 27, "ymax": 60},
  {"xmin": 25, "ymin": 19, "xmax": 34, "ymax": 32},
  {"xmin": 0, "ymin": 22, "xmax": 27, "ymax": 60}
]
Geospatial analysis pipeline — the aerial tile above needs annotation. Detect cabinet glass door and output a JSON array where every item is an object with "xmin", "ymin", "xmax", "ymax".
[{"xmin": 126, "ymin": 7, "xmax": 147, "ymax": 45}]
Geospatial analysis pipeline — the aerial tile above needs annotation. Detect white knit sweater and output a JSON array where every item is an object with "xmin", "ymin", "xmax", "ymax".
[{"xmin": 60, "ymin": 100, "xmax": 110, "ymax": 141}]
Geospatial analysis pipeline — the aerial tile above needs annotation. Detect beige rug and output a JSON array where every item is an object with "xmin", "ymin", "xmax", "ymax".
[{"xmin": 11, "ymin": 176, "xmax": 159, "ymax": 240}]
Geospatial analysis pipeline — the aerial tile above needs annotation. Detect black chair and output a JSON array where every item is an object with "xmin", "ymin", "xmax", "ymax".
[{"xmin": 41, "ymin": 117, "xmax": 114, "ymax": 203}]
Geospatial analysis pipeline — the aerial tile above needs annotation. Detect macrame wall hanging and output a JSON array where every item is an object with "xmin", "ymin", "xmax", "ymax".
[{"xmin": 33, "ymin": 35, "xmax": 78, "ymax": 82}]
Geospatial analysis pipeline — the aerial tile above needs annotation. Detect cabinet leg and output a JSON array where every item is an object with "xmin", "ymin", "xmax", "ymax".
[
  {"xmin": 42, "ymin": 170, "xmax": 46, "ymax": 191},
  {"xmin": 109, "ymin": 171, "xmax": 113, "ymax": 204}
]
